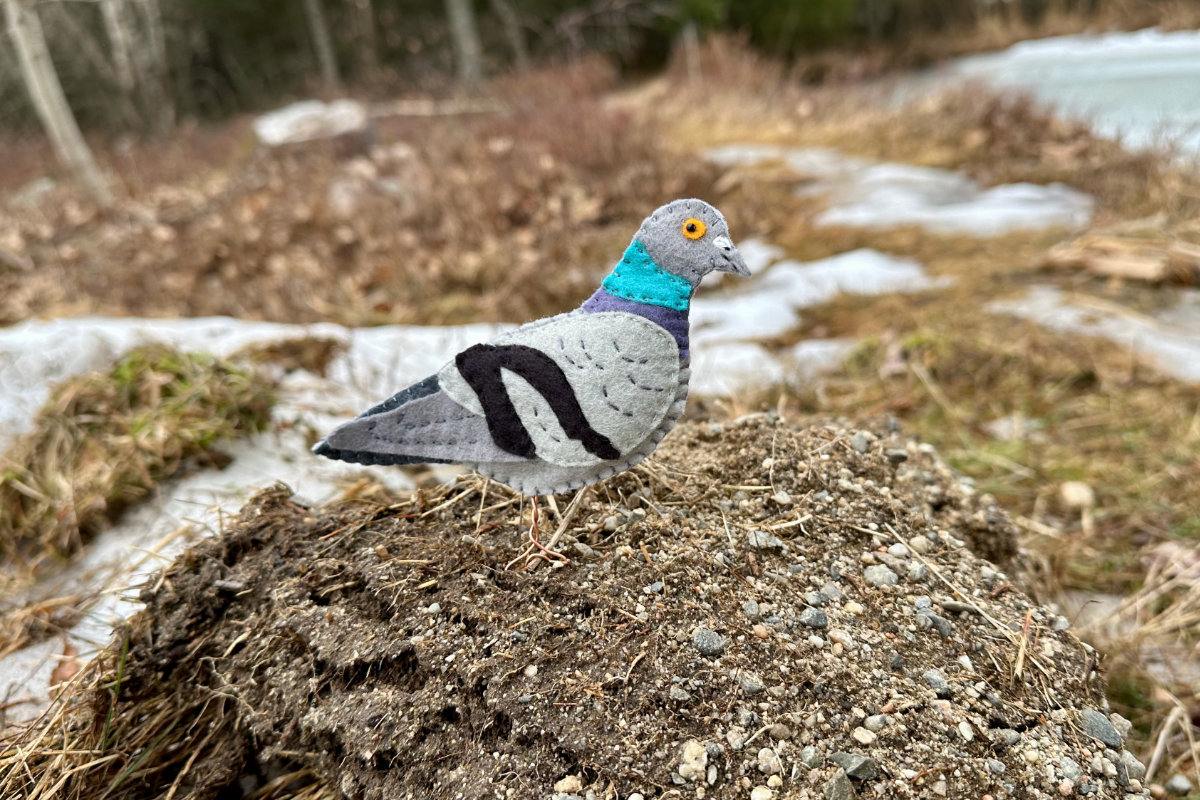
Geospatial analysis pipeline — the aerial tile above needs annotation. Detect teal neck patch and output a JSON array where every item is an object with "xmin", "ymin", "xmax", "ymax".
[{"xmin": 602, "ymin": 241, "xmax": 693, "ymax": 311}]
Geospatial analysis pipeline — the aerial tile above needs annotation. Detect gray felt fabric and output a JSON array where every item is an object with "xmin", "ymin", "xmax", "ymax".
[
  {"xmin": 440, "ymin": 311, "xmax": 680, "ymax": 468},
  {"xmin": 635, "ymin": 199, "xmax": 748, "ymax": 285},
  {"xmin": 321, "ymin": 388, "xmax": 524, "ymax": 463},
  {"xmin": 474, "ymin": 360, "xmax": 690, "ymax": 495}
]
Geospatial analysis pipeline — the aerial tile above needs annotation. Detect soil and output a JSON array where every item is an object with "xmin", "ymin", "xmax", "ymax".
[{"xmin": 84, "ymin": 416, "xmax": 1144, "ymax": 800}]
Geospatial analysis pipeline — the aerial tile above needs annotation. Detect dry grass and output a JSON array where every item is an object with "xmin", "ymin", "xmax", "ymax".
[{"xmin": 0, "ymin": 346, "xmax": 273, "ymax": 573}]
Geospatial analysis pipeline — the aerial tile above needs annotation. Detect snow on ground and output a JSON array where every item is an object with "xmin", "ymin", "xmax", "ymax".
[
  {"xmin": 989, "ymin": 286, "xmax": 1200, "ymax": 383},
  {"xmin": 252, "ymin": 99, "xmax": 370, "ymax": 146},
  {"xmin": 707, "ymin": 144, "xmax": 1093, "ymax": 234},
  {"xmin": 689, "ymin": 248, "xmax": 948, "ymax": 396}
]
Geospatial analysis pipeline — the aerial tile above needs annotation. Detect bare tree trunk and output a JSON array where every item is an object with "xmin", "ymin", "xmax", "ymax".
[
  {"xmin": 352, "ymin": 0, "xmax": 378, "ymax": 74},
  {"xmin": 445, "ymin": 0, "xmax": 483, "ymax": 88},
  {"xmin": 135, "ymin": 0, "xmax": 175, "ymax": 131},
  {"xmin": 302, "ymin": 0, "xmax": 341, "ymax": 94},
  {"xmin": 489, "ymin": 0, "xmax": 528, "ymax": 70},
  {"xmin": 680, "ymin": 20, "xmax": 700, "ymax": 82},
  {"xmin": 99, "ymin": 0, "xmax": 134, "ymax": 94},
  {"xmin": 4, "ymin": 0, "xmax": 112, "ymax": 206}
]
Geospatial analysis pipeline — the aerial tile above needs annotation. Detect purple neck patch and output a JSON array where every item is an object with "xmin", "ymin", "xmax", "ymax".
[{"xmin": 581, "ymin": 288, "xmax": 690, "ymax": 360}]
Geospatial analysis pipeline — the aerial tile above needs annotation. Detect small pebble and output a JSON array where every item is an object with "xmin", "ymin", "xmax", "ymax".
[
  {"xmin": 864, "ymin": 714, "xmax": 887, "ymax": 732},
  {"xmin": 748, "ymin": 529, "xmax": 785, "ymax": 552},
  {"xmin": 923, "ymin": 668, "xmax": 949, "ymax": 694},
  {"xmin": 907, "ymin": 534, "xmax": 931, "ymax": 553},
  {"xmin": 863, "ymin": 565, "xmax": 899, "ymax": 587},
  {"xmin": 693, "ymin": 628, "xmax": 726, "ymax": 657},
  {"xmin": 851, "ymin": 727, "xmax": 876, "ymax": 745},
  {"xmin": 554, "ymin": 776, "xmax": 582, "ymax": 793},
  {"xmin": 1165, "ymin": 775, "xmax": 1193, "ymax": 795},
  {"xmin": 799, "ymin": 745, "xmax": 824, "ymax": 769},
  {"xmin": 750, "ymin": 787, "xmax": 773, "ymax": 800},
  {"xmin": 757, "ymin": 747, "xmax": 782, "ymax": 775},
  {"xmin": 800, "ymin": 608, "xmax": 829, "ymax": 628},
  {"xmin": 987, "ymin": 759, "xmax": 1006, "ymax": 774},
  {"xmin": 805, "ymin": 591, "xmax": 830, "ymax": 607},
  {"xmin": 769, "ymin": 723, "xmax": 792, "ymax": 740},
  {"xmin": 740, "ymin": 673, "xmax": 765, "ymax": 695},
  {"xmin": 829, "ymin": 752, "xmax": 878, "ymax": 781},
  {"xmin": 1080, "ymin": 708, "xmax": 1124, "ymax": 748},
  {"xmin": 824, "ymin": 770, "xmax": 854, "ymax": 800}
]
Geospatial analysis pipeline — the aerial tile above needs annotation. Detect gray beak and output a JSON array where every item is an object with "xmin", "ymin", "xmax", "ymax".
[{"xmin": 713, "ymin": 235, "xmax": 750, "ymax": 277}]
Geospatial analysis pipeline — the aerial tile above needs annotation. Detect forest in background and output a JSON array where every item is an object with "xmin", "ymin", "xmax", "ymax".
[{"xmin": 4, "ymin": 0, "xmax": 1199, "ymax": 138}]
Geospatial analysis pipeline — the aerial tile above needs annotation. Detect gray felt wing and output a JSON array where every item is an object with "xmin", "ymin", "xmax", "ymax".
[
  {"xmin": 313, "ymin": 375, "xmax": 525, "ymax": 466},
  {"xmin": 438, "ymin": 311, "xmax": 681, "ymax": 468}
]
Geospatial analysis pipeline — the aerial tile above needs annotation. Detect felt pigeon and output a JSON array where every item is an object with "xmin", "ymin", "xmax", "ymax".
[{"xmin": 314, "ymin": 199, "xmax": 749, "ymax": 496}]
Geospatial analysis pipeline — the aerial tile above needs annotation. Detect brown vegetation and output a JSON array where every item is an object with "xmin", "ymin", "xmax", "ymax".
[{"xmin": 0, "ymin": 346, "xmax": 273, "ymax": 573}]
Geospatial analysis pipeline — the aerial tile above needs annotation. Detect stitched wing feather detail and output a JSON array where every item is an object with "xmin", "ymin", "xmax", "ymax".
[{"xmin": 439, "ymin": 312, "xmax": 680, "ymax": 468}]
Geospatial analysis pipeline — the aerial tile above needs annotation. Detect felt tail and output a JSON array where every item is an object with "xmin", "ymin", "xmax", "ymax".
[
  {"xmin": 311, "ymin": 438, "xmax": 449, "ymax": 467},
  {"xmin": 312, "ymin": 372, "xmax": 525, "ymax": 467},
  {"xmin": 312, "ymin": 373, "xmax": 452, "ymax": 467}
]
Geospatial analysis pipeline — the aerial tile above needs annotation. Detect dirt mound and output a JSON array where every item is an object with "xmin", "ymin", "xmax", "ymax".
[{"xmin": 12, "ymin": 417, "xmax": 1143, "ymax": 799}]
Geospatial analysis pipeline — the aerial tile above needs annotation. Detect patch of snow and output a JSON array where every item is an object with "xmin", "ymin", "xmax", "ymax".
[
  {"xmin": 813, "ymin": 168, "xmax": 1093, "ymax": 235},
  {"xmin": 690, "ymin": 342, "xmax": 787, "ymax": 398},
  {"xmin": 988, "ymin": 286, "xmax": 1200, "ymax": 382},
  {"xmin": 787, "ymin": 339, "xmax": 858, "ymax": 384},
  {"xmin": 253, "ymin": 99, "xmax": 369, "ymax": 147},
  {"xmin": 706, "ymin": 144, "xmax": 1093, "ymax": 235},
  {"xmin": 692, "ymin": 248, "xmax": 946, "ymax": 346}
]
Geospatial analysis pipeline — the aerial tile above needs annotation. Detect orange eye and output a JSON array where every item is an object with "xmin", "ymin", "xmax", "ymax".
[{"xmin": 682, "ymin": 218, "xmax": 706, "ymax": 239}]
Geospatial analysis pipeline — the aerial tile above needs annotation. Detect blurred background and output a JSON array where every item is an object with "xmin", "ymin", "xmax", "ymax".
[{"xmin": 2, "ymin": 0, "xmax": 1200, "ymax": 793}]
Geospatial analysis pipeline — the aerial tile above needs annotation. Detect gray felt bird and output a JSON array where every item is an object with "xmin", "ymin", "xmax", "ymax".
[{"xmin": 313, "ymin": 198, "xmax": 749, "ymax": 496}]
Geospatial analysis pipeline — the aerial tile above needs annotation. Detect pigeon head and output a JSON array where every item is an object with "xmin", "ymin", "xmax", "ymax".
[{"xmin": 633, "ymin": 199, "xmax": 749, "ymax": 285}]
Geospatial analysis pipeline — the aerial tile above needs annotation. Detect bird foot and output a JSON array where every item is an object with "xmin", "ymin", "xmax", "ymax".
[{"xmin": 504, "ymin": 496, "xmax": 569, "ymax": 570}]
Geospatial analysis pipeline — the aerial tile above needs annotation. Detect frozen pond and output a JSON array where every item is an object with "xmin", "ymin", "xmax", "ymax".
[
  {"xmin": 915, "ymin": 28, "xmax": 1200, "ymax": 157},
  {"xmin": 707, "ymin": 145, "xmax": 1093, "ymax": 234}
]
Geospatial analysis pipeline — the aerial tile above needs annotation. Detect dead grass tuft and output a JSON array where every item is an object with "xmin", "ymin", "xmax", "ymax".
[{"xmin": 0, "ymin": 346, "xmax": 274, "ymax": 571}]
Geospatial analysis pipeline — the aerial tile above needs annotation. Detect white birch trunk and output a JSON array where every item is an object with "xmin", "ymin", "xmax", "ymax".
[
  {"xmin": 445, "ymin": 0, "xmax": 483, "ymax": 88},
  {"xmin": 99, "ymin": 0, "xmax": 135, "ymax": 94},
  {"xmin": 302, "ymin": 0, "xmax": 341, "ymax": 93},
  {"xmin": 4, "ymin": 0, "xmax": 112, "ymax": 206},
  {"xmin": 135, "ymin": 0, "xmax": 174, "ymax": 130}
]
